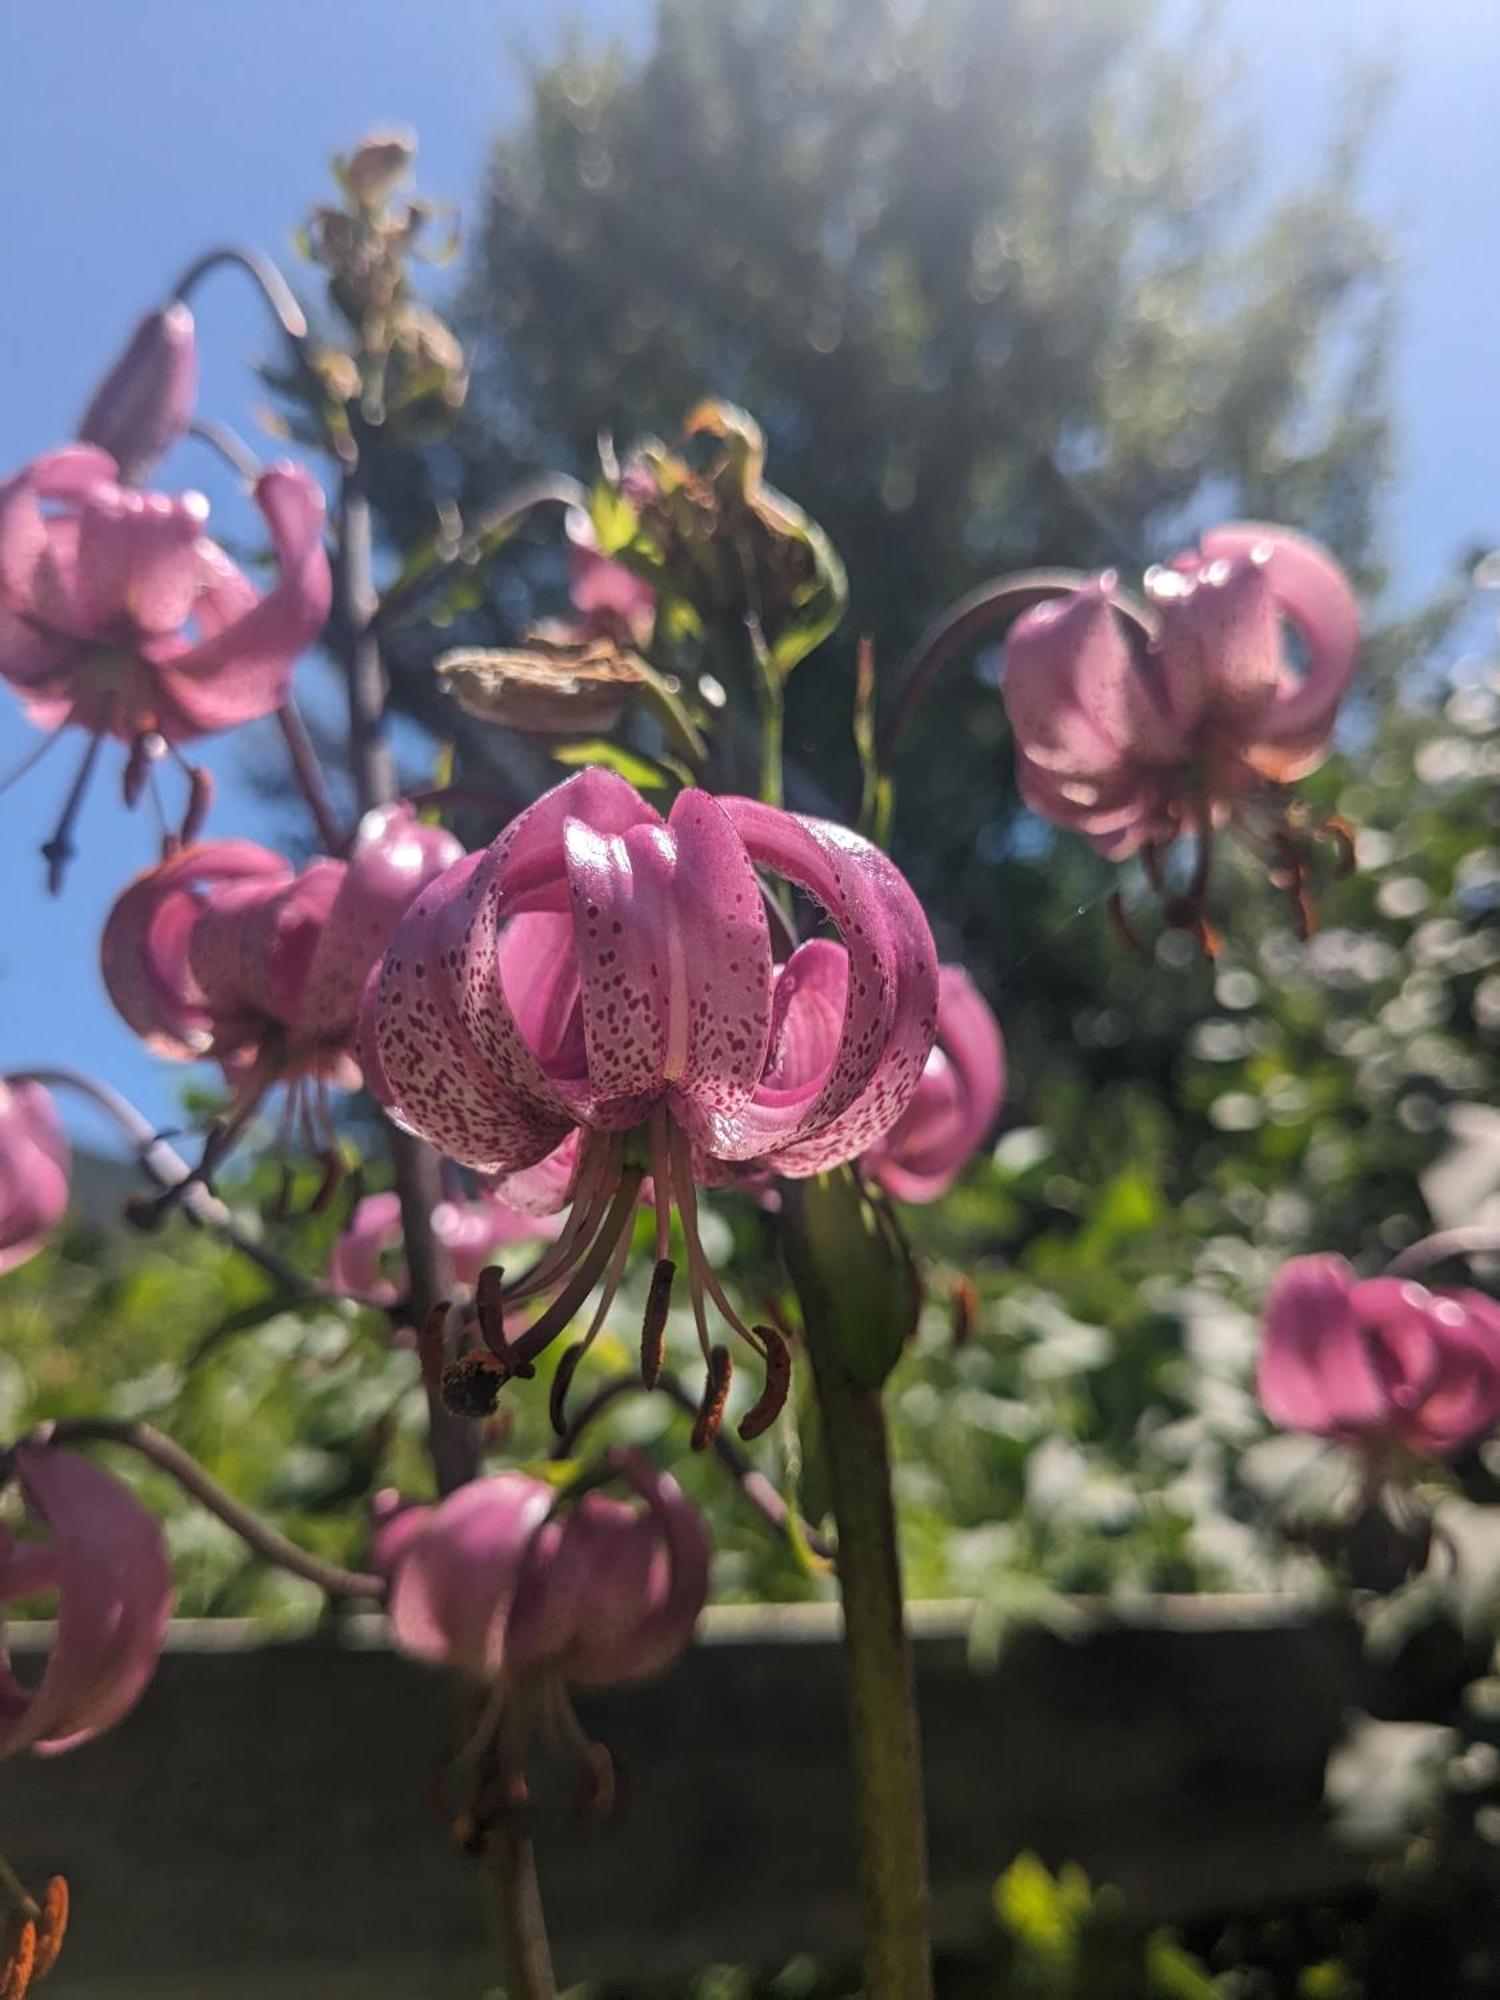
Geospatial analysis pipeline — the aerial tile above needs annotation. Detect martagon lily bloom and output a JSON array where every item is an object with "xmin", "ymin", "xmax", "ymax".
[
  {"xmin": 862, "ymin": 965, "xmax": 1005, "ymax": 1204},
  {"xmin": 0, "ymin": 1083, "xmax": 70, "ymax": 1276},
  {"xmin": 0, "ymin": 443, "xmax": 332, "ymax": 885},
  {"xmin": 0, "ymin": 1444, "xmax": 173, "ymax": 1759},
  {"xmin": 373, "ymin": 1450, "xmax": 708, "ymax": 1808},
  {"xmin": 1258, "ymin": 1254, "xmax": 1500, "ymax": 1463},
  {"xmin": 361, "ymin": 767, "xmax": 938, "ymax": 1441},
  {"xmin": 330, "ymin": 1187, "xmax": 565, "ymax": 1308},
  {"xmin": 1002, "ymin": 523, "xmax": 1360, "ymax": 943},
  {"xmin": 101, "ymin": 804, "xmax": 463, "ymax": 1185}
]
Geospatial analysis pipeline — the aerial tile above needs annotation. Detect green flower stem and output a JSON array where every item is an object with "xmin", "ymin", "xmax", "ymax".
[{"xmin": 786, "ymin": 1214, "xmax": 935, "ymax": 1998}]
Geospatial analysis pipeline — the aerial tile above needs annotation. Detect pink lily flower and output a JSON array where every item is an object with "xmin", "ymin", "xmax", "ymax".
[
  {"xmin": 1002, "ymin": 523, "xmax": 1360, "ymax": 937},
  {"xmin": 565, "ymin": 506, "xmax": 655, "ymax": 647},
  {"xmin": 76, "ymin": 303, "xmax": 199, "ymax": 482},
  {"xmin": 0, "ymin": 1082, "xmax": 70, "ymax": 1276},
  {"xmin": 862, "ymin": 966, "xmax": 1005, "ymax": 1204},
  {"xmin": 0, "ymin": 1444, "xmax": 174, "ymax": 1758},
  {"xmin": 329, "ymin": 1186, "xmax": 565, "ymax": 1306},
  {"xmin": 0, "ymin": 443, "xmax": 332, "ymax": 884},
  {"xmin": 1258, "ymin": 1254, "xmax": 1500, "ymax": 1462},
  {"xmin": 101, "ymin": 804, "xmax": 463, "ymax": 1173},
  {"xmin": 373, "ymin": 1450, "xmax": 708, "ymax": 1793},
  {"xmin": 360, "ymin": 767, "xmax": 937, "ymax": 1438}
]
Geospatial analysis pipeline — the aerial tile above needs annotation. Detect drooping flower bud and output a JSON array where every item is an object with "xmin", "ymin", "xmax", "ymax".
[{"xmin": 76, "ymin": 302, "xmax": 198, "ymax": 482}]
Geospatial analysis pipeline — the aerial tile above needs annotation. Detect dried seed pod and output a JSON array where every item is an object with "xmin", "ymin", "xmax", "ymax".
[{"xmin": 437, "ymin": 635, "xmax": 648, "ymax": 735}]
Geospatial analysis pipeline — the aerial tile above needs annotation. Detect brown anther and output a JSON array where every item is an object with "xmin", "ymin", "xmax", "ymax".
[
  {"xmin": 0, "ymin": 1913, "xmax": 36, "ymax": 2000},
  {"xmin": 440, "ymin": 1350, "xmax": 505, "ymax": 1418},
  {"xmin": 417, "ymin": 1301, "xmax": 452, "ymax": 1398},
  {"xmin": 121, "ymin": 735, "xmax": 153, "ymax": 809},
  {"xmin": 30, "ymin": 1878, "xmax": 67, "ymax": 1984},
  {"xmin": 950, "ymin": 1275, "xmax": 979, "ymax": 1351},
  {"xmin": 309, "ymin": 1149, "xmax": 344, "ymax": 1216},
  {"xmin": 641, "ymin": 1258, "xmax": 675, "ymax": 1388},
  {"xmin": 691, "ymin": 1345, "xmax": 733, "ymax": 1451},
  {"xmin": 573, "ymin": 1742, "xmax": 621, "ymax": 1822},
  {"xmin": 180, "ymin": 763, "xmax": 214, "ymax": 846},
  {"xmin": 475, "ymin": 1266, "xmax": 535, "ymax": 1378},
  {"xmin": 738, "ymin": 1324, "xmax": 791, "ymax": 1442},
  {"xmin": 549, "ymin": 1341, "xmax": 587, "ymax": 1436},
  {"xmin": 271, "ymin": 1161, "xmax": 296, "ymax": 1225},
  {"xmin": 1107, "ymin": 889, "xmax": 1145, "ymax": 955},
  {"xmin": 1320, "ymin": 814, "xmax": 1358, "ymax": 878}
]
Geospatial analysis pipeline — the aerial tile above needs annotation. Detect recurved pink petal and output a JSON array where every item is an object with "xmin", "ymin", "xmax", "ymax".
[
  {"xmin": 381, "ymin": 1473, "xmax": 553, "ymax": 1679},
  {"xmin": 432, "ymin": 1189, "xmax": 564, "ymax": 1288},
  {"xmin": 0, "ymin": 448, "xmax": 117, "ymax": 616},
  {"xmin": 329, "ymin": 1191, "xmax": 405, "ymax": 1304},
  {"xmin": 1409, "ymin": 1292, "xmax": 1500, "ymax": 1455},
  {"xmin": 0, "ymin": 1082, "xmax": 70, "ymax": 1275},
  {"xmin": 102, "ymin": 840, "xmax": 293, "ymax": 1059},
  {"xmin": 505, "ymin": 1450, "xmax": 709, "ymax": 1688},
  {"xmin": 865, "ymin": 965, "xmax": 1005, "ymax": 1203},
  {"xmin": 75, "ymin": 487, "xmax": 211, "ymax": 637},
  {"xmin": 360, "ymin": 854, "xmax": 577, "ymax": 1173},
  {"xmin": 1151, "ymin": 553, "xmax": 1282, "ymax": 733},
  {"xmin": 563, "ymin": 789, "xmax": 772, "ymax": 1140},
  {"xmin": 1257, "ymin": 1255, "xmax": 1394, "ymax": 1439},
  {"xmin": 710, "ymin": 800, "xmax": 938, "ymax": 1172},
  {"xmin": 296, "ymin": 806, "xmax": 463, "ymax": 1043},
  {"xmin": 1199, "ymin": 523, "xmax": 1359, "ymax": 751},
  {"xmin": 0, "ymin": 1445, "xmax": 173, "ymax": 1759},
  {"xmin": 160, "ymin": 463, "xmax": 332, "ymax": 734}
]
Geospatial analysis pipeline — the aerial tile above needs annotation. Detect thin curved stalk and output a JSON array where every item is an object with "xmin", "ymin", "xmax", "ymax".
[
  {"xmin": 874, "ymin": 569, "xmax": 1089, "ymax": 763},
  {"xmin": 1386, "ymin": 1227, "xmax": 1500, "ymax": 1280},
  {"xmin": 17, "ymin": 1418, "xmax": 383, "ymax": 1600},
  {"xmin": 276, "ymin": 702, "xmax": 347, "ymax": 855},
  {"xmin": 372, "ymin": 474, "xmax": 588, "ymax": 630},
  {"xmin": 6, "ymin": 1066, "xmax": 320, "ymax": 1300}
]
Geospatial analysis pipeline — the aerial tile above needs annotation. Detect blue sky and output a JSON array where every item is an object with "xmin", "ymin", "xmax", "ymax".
[{"xmin": 0, "ymin": 0, "xmax": 1495, "ymax": 1148}]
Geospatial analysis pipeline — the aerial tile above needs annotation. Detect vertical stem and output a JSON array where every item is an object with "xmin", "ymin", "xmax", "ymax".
[
  {"xmin": 334, "ymin": 467, "xmax": 476, "ymax": 1496},
  {"xmin": 333, "ymin": 455, "xmax": 555, "ymax": 1994},
  {"xmin": 487, "ymin": 1822, "xmax": 557, "ymax": 2000},
  {"xmin": 785, "ymin": 1209, "xmax": 934, "ymax": 2000},
  {"xmin": 275, "ymin": 702, "xmax": 346, "ymax": 855}
]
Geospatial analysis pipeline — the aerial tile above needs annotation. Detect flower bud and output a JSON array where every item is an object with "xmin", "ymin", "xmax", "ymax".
[
  {"xmin": 76, "ymin": 303, "xmax": 198, "ymax": 481},
  {"xmin": 339, "ymin": 129, "xmax": 417, "ymax": 208},
  {"xmin": 781, "ymin": 1167, "xmax": 922, "ymax": 1390}
]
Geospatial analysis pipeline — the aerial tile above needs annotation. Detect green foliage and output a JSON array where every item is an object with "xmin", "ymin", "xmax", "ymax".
[{"xmin": 994, "ymin": 1853, "xmax": 1220, "ymax": 1998}]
